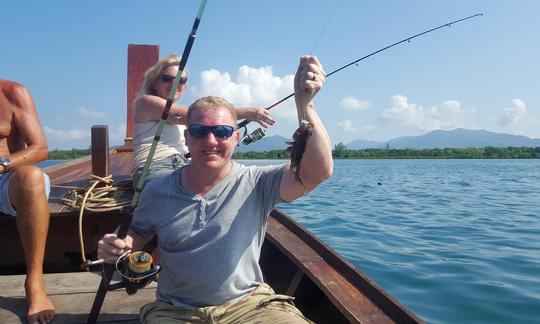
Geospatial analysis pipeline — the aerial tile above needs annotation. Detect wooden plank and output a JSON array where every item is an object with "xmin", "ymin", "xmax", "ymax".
[
  {"xmin": 45, "ymin": 150, "xmax": 133, "ymax": 214},
  {"xmin": 267, "ymin": 212, "xmax": 422, "ymax": 323},
  {"xmin": 266, "ymin": 217, "xmax": 389, "ymax": 323},
  {"xmin": 0, "ymin": 272, "xmax": 156, "ymax": 323},
  {"xmin": 285, "ymin": 268, "xmax": 304, "ymax": 296},
  {"xmin": 303, "ymin": 260, "xmax": 393, "ymax": 323},
  {"xmin": 91, "ymin": 125, "xmax": 110, "ymax": 181},
  {"xmin": 117, "ymin": 44, "xmax": 160, "ymax": 152},
  {"xmin": 268, "ymin": 210, "xmax": 423, "ymax": 324}
]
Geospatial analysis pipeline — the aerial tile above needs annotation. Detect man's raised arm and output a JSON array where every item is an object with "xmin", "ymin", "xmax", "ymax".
[{"xmin": 280, "ymin": 56, "xmax": 333, "ymax": 202}]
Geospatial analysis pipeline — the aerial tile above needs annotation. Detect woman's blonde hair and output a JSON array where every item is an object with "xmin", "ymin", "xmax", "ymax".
[{"xmin": 138, "ymin": 54, "xmax": 188, "ymax": 98}]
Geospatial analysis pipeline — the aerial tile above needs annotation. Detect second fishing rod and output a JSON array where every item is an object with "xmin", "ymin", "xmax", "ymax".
[{"xmin": 238, "ymin": 13, "xmax": 483, "ymax": 143}]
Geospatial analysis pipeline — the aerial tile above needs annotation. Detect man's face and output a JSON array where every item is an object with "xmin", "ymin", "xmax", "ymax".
[{"xmin": 185, "ymin": 106, "xmax": 239, "ymax": 171}]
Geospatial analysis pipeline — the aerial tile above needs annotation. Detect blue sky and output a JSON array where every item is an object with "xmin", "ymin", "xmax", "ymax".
[{"xmin": 3, "ymin": 1, "xmax": 539, "ymax": 149}]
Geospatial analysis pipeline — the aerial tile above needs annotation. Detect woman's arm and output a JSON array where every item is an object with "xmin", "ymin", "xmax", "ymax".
[
  {"xmin": 235, "ymin": 107, "xmax": 275, "ymax": 128},
  {"xmin": 134, "ymin": 94, "xmax": 188, "ymax": 125}
]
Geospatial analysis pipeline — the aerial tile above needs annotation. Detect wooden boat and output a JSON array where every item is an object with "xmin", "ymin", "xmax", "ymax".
[{"xmin": 0, "ymin": 45, "xmax": 422, "ymax": 323}]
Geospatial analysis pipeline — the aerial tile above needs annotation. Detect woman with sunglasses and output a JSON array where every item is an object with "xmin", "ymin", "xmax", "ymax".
[{"xmin": 131, "ymin": 54, "xmax": 275, "ymax": 187}]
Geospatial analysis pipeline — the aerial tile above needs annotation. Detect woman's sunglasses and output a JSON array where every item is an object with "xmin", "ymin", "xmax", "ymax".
[
  {"xmin": 160, "ymin": 74, "xmax": 187, "ymax": 85},
  {"xmin": 188, "ymin": 124, "xmax": 235, "ymax": 139}
]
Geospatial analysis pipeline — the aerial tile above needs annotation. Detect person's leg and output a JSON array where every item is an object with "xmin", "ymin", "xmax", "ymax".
[
  {"xmin": 211, "ymin": 284, "xmax": 313, "ymax": 324},
  {"xmin": 10, "ymin": 165, "xmax": 54, "ymax": 324},
  {"xmin": 132, "ymin": 154, "xmax": 183, "ymax": 188},
  {"xmin": 140, "ymin": 300, "xmax": 207, "ymax": 324}
]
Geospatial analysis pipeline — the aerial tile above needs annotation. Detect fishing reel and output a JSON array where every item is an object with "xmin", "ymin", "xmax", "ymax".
[
  {"xmin": 241, "ymin": 127, "xmax": 266, "ymax": 145},
  {"xmin": 112, "ymin": 250, "xmax": 161, "ymax": 295}
]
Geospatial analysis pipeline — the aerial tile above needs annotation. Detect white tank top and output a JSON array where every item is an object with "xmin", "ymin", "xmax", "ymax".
[{"xmin": 131, "ymin": 121, "xmax": 188, "ymax": 175}]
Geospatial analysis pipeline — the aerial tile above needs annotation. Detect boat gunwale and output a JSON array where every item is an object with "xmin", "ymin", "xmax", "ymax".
[{"xmin": 269, "ymin": 208, "xmax": 423, "ymax": 324}]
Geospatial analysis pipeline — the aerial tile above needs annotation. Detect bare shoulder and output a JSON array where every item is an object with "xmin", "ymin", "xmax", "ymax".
[
  {"xmin": 135, "ymin": 94, "xmax": 164, "ymax": 107},
  {"xmin": 0, "ymin": 80, "xmax": 34, "ymax": 112}
]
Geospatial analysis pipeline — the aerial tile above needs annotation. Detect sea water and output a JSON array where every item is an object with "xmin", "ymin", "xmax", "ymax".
[
  {"xmin": 38, "ymin": 160, "xmax": 68, "ymax": 168},
  {"xmin": 42, "ymin": 158, "xmax": 540, "ymax": 323},
  {"xmin": 241, "ymin": 159, "xmax": 540, "ymax": 324}
]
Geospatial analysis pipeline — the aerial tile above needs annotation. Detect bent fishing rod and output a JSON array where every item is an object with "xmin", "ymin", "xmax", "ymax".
[
  {"xmin": 86, "ymin": 1, "xmax": 209, "ymax": 323},
  {"xmin": 237, "ymin": 13, "xmax": 483, "ymax": 131}
]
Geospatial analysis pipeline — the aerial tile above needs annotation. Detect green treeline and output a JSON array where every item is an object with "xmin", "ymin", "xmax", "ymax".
[
  {"xmin": 331, "ymin": 145, "xmax": 540, "ymax": 159},
  {"xmin": 48, "ymin": 149, "xmax": 90, "ymax": 160},
  {"xmin": 233, "ymin": 150, "xmax": 291, "ymax": 160},
  {"xmin": 48, "ymin": 146, "xmax": 540, "ymax": 160},
  {"xmin": 233, "ymin": 145, "xmax": 540, "ymax": 159}
]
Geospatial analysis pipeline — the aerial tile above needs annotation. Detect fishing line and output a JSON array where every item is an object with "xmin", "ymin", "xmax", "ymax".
[
  {"xmin": 239, "ymin": 0, "xmax": 342, "ymax": 143},
  {"xmin": 309, "ymin": 0, "xmax": 343, "ymax": 55},
  {"xmin": 237, "ymin": 13, "xmax": 483, "ymax": 130}
]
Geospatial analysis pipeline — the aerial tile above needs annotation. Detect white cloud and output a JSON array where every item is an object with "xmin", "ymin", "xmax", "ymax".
[
  {"xmin": 380, "ymin": 95, "xmax": 467, "ymax": 131},
  {"xmin": 340, "ymin": 96, "xmax": 370, "ymax": 110},
  {"xmin": 44, "ymin": 123, "xmax": 127, "ymax": 149},
  {"xmin": 338, "ymin": 119, "xmax": 357, "ymax": 134},
  {"xmin": 79, "ymin": 107, "xmax": 108, "ymax": 119},
  {"xmin": 44, "ymin": 126, "xmax": 89, "ymax": 141},
  {"xmin": 497, "ymin": 98, "xmax": 527, "ymax": 127},
  {"xmin": 110, "ymin": 123, "xmax": 127, "ymax": 142},
  {"xmin": 191, "ymin": 66, "xmax": 297, "ymax": 120}
]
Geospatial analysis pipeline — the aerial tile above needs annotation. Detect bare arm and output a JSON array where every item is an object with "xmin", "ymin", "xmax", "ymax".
[
  {"xmin": 134, "ymin": 94, "xmax": 188, "ymax": 125},
  {"xmin": 6, "ymin": 83, "xmax": 48, "ymax": 172},
  {"xmin": 280, "ymin": 56, "xmax": 333, "ymax": 202},
  {"xmin": 235, "ymin": 107, "xmax": 276, "ymax": 128}
]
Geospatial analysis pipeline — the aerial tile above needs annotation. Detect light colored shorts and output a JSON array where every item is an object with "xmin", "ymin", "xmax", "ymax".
[
  {"xmin": 140, "ymin": 283, "xmax": 313, "ymax": 324},
  {"xmin": 0, "ymin": 171, "xmax": 50, "ymax": 216},
  {"xmin": 132, "ymin": 153, "xmax": 190, "ymax": 188}
]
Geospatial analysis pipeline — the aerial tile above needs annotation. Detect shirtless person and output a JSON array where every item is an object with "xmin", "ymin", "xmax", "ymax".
[{"xmin": 0, "ymin": 80, "xmax": 54, "ymax": 324}]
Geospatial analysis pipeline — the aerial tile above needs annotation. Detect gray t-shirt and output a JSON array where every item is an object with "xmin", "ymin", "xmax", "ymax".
[{"xmin": 131, "ymin": 161, "xmax": 286, "ymax": 307}]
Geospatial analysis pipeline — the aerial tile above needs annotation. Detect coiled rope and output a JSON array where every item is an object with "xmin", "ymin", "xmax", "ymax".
[{"xmin": 58, "ymin": 174, "xmax": 133, "ymax": 264}]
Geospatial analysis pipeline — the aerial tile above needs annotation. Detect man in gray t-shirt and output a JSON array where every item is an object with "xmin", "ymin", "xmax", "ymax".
[{"xmin": 99, "ymin": 55, "xmax": 333, "ymax": 323}]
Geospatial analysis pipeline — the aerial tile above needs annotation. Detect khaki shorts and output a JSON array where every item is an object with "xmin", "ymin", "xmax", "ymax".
[{"xmin": 140, "ymin": 283, "xmax": 313, "ymax": 324}]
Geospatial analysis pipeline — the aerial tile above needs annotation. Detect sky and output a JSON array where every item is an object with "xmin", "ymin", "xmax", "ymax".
[{"xmin": 2, "ymin": 0, "xmax": 539, "ymax": 150}]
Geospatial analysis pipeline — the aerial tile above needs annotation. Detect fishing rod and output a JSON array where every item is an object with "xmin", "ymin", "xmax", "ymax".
[
  {"xmin": 85, "ymin": 1, "xmax": 209, "ymax": 323},
  {"xmin": 238, "ymin": 13, "xmax": 483, "ymax": 137}
]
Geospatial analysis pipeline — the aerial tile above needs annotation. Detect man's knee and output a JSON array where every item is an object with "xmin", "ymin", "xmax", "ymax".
[
  {"xmin": 255, "ymin": 298, "xmax": 312, "ymax": 324},
  {"xmin": 9, "ymin": 166, "xmax": 50, "ymax": 204}
]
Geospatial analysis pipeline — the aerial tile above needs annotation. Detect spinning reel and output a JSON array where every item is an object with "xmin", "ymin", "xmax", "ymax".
[
  {"xmin": 241, "ymin": 127, "xmax": 266, "ymax": 145},
  {"xmin": 110, "ymin": 250, "xmax": 161, "ymax": 295}
]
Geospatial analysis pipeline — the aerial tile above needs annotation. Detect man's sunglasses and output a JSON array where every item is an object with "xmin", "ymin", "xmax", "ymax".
[
  {"xmin": 160, "ymin": 74, "xmax": 187, "ymax": 85},
  {"xmin": 188, "ymin": 124, "xmax": 235, "ymax": 139}
]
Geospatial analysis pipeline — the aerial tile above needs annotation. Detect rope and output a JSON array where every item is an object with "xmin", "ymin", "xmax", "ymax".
[{"xmin": 59, "ymin": 174, "xmax": 133, "ymax": 264}]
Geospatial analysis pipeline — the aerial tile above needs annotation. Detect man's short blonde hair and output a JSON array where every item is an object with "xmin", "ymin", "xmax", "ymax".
[{"xmin": 187, "ymin": 96, "xmax": 238, "ymax": 125}]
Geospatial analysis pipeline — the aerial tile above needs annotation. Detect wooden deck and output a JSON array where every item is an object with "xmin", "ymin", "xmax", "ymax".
[
  {"xmin": 0, "ymin": 150, "xmax": 134, "ymax": 275},
  {"xmin": 45, "ymin": 150, "xmax": 133, "ymax": 214},
  {"xmin": 0, "ymin": 272, "xmax": 156, "ymax": 323}
]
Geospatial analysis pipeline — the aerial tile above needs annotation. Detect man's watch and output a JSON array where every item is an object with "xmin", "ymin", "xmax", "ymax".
[{"xmin": 0, "ymin": 156, "xmax": 11, "ymax": 173}]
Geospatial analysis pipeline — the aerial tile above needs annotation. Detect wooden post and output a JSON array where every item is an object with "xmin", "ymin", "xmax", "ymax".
[
  {"xmin": 91, "ymin": 125, "xmax": 109, "ymax": 182},
  {"xmin": 116, "ymin": 44, "xmax": 160, "ymax": 152}
]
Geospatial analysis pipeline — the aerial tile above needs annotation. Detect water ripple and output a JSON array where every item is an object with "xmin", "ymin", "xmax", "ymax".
[{"xmin": 242, "ymin": 159, "xmax": 540, "ymax": 324}]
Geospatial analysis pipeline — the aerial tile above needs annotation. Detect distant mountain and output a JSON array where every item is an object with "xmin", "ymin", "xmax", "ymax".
[
  {"xmin": 235, "ymin": 129, "xmax": 540, "ymax": 152},
  {"xmin": 347, "ymin": 129, "xmax": 540, "ymax": 149},
  {"xmin": 346, "ymin": 139, "xmax": 386, "ymax": 150},
  {"xmin": 236, "ymin": 134, "xmax": 290, "ymax": 152}
]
